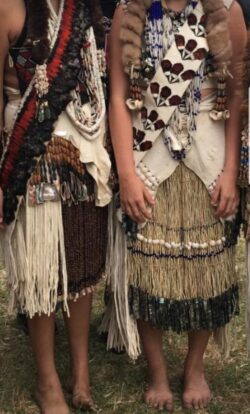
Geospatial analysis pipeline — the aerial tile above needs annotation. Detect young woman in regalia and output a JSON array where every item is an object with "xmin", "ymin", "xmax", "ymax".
[
  {"xmin": 240, "ymin": 29, "xmax": 250, "ymax": 360},
  {"xmin": 102, "ymin": 0, "xmax": 247, "ymax": 410},
  {"xmin": 0, "ymin": 0, "xmax": 115, "ymax": 412}
]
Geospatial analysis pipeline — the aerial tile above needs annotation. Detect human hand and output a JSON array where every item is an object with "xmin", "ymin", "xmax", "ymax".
[
  {"xmin": 0, "ymin": 187, "xmax": 4, "ymax": 229},
  {"xmin": 119, "ymin": 172, "xmax": 155, "ymax": 223},
  {"xmin": 211, "ymin": 171, "xmax": 239, "ymax": 219}
]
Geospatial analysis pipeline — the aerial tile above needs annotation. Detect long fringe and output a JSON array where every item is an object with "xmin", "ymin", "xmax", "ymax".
[
  {"xmin": 4, "ymin": 199, "xmax": 69, "ymax": 317},
  {"xmin": 99, "ymin": 199, "xmax": 141, "ymax": 359},
  {"xmin": 24, "ymin": 199, "xmax": 69, "ymax": 317}
]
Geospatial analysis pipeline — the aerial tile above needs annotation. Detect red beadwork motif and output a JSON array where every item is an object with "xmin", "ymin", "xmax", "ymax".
[
  {"xmin": 150, "ymin": 82, "xmax": 182, "ymax": 107},
  {"xmin": 161, "ymin": 59, "xmax": 196, "ymax": 83},
  {"xmin": 175, "ymin": 35, "xmax": 206, "ymax": 60},
  {"xmin": 133, "ymin": 127, "xmax": 152, "ymax": 152},
  {"xmin": 141, "ymin": 107, "xmax": 165, "ymax": 130}
]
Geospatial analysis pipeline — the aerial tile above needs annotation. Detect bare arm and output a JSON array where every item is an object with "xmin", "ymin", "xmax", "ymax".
[
  {"xmin": 109, "ymin": 7, "xmax": 135, "ymax": 179},
  {"xmin": 0, "ymin": 5, "xmax": 10, "ymax": 132},
  {"xmin": 225, "ymin": 1, "xmax": 247, "ymax": 176},
  {"xmin": 109, "ymin": 7, "xmax": 154, "ymax": 223},
  {"xmin": 212, "ymin": 1, "xmax": 247, "ymax": 218},
  {"xmin": 0, "ymin": 3, "xmax": 12, "ymax": 226}
]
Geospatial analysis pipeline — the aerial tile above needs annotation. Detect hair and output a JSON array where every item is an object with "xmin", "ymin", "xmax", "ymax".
[
  {"xmin": 120, "ymin": 0, "xmax": 232, "ymax": 78},
  {"xmin": 25, "ymin": 0, "xmax": 105, "ymax": 65}
]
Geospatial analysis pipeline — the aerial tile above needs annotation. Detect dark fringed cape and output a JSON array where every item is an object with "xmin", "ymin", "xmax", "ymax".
[{"xmin": 0, "ymin": 0, "xmax": 101, "ymax": 225}]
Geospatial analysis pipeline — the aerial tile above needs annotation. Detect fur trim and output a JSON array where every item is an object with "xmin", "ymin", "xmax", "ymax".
[
  {"xmin": 120, "ymin": 0, "xmax": 152, "ymax": 69},
  {"xmin": 203, "ymin": 0, "xmax": 232, "ymax": 76},
  {"xmin": 120, "ymin": 0, "xmax": 232, "ymax": 77},
  {"xmin": 242, "ymin": 30, "xmax": 250, "ymax": 116}
]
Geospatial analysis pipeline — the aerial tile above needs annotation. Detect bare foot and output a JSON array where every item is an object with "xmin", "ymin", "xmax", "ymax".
[
  {"xmin": 67, "ymin": 376, "xmax": 96, "ymax": 411},
  {"xmin": 183, "ymin": 365, "xmax": 212, "ymax": 410},
  {"xmin": 72, "ymin": 387, "xmax": 97, "ymax": 412},
  {"xmin": 35, "ymin": 379, "xmax": 71, "ymax": 414},
  {"xmin": 144, "ymin": 375, "xmax": 174, "ymax": 412}
]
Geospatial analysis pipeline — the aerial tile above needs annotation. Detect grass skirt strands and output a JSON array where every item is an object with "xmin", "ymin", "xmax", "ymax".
[{"xmin": 127, "ymin": 164, "xmax": 239, "ymax": 336}]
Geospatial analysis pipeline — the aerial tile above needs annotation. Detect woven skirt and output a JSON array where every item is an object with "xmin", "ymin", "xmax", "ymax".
[
  {"xmin": 127, "ymin": 163, "xmax": 239, "ymax": 332},
  {"xmin": 58, "ymin": 174, "xmax": 108, "ymax": 301}
]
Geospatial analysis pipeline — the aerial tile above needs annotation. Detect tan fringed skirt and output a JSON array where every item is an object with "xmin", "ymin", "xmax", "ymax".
[{"xmin": 127, "ymin": 163, "xmax": 239, "ymax": 332}]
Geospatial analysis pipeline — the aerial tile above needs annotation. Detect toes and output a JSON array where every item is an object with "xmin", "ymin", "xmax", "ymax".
[
  {"xmin": 165, "ymin": 402, "xmax": 174, "ymax": 412},
  {"xmin": 183, "ymin": 396, "xmax": 192, "ymax": 410},
  {"xmin": 202, "ymin": 397, "xmax": 208, "ymax": 408},
  {"xmin": 192, "ymin": 398, "xmax": 204, "ymax": 410},
  {"xmin": 145, "ymin": 397, "xmax": 153, "ymax": 407},
  {"xmin": 145, "ymin": 395, "xmax": 155, "ymax": 408},
  {"xmin": 198, "ymin": 399, "xmax": 204, "ymax": 410}
]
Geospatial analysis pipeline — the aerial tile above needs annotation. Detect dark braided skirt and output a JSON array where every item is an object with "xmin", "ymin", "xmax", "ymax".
[{"xmin": 58, "ymin": 174, "xmax": 108, "ymax": 300}]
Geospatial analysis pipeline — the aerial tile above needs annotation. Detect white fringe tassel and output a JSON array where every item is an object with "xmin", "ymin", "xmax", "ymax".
[
  {"xmin": 3, "ymin": 197, "xmax": 69, "ymax": 318},
  {"xmin": 213, "ymin": 325, "xmax": 231, "ymax": 358},
  {"xmin": 99, "ymin": 199, "xmax": 141, "ymax": 359}
]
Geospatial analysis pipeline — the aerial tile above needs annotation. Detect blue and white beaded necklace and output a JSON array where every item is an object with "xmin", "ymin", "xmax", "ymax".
[{"xmin": 144, "ymin": 0, "xmax": 198, "ymax": 70}]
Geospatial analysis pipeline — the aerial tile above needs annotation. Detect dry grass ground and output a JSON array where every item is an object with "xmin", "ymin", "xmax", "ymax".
[{"xmin": 0, "ymin": 241, "xmax": 250, "ymax": 414}]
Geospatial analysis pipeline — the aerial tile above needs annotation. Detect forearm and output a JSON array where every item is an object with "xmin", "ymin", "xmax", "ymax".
[
  {"xmin": 109, "ymin": 98, "xmax": 135, "ymax": 179},
  {"xmin": 224, "ymin": 94, "xmax": 242, "ymax": 178},
  {"xmin": 0, "ymin": 92, "xmax": 5, "ymax": 132},
  {"xmin": 223, "ymin": 1, "xmax": 247, "ymax": 180}
]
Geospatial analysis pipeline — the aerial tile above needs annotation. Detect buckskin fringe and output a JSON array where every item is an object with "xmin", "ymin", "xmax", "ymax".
[
  {"xmin": 99, "ymin": 199, "xmax": 141, "ymax": 359},
  {"xmin": 0, "ymin": 0, "xmax": 92, "ymax": 224}
]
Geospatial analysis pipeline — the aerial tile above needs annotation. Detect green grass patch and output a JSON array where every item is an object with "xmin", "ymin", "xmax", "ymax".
[{"xmin": 0, "ymin": 241, "xmax": 250, "ymax": 413}]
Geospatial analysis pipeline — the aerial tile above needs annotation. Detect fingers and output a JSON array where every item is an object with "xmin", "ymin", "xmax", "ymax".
[
  {"xmin": 143, "ymin": 187, "xmax": 155, "ymax": 207},
  {"xmin": 215, "ymin": 196, "xmax": 239, "ymax": 219},
  {"xmin": 137, "ymin": 199, "xmax": 152, "ymax": 220},
  {"xmin": 0, "ymin": 188, "xmax": 4, "ymax": 229},
  {"xmin": 122, "ymin": 201, "xmax": 147, "ymax": 223},
  {"xmin": 211, "ymin": 184, "xmax": 220, "ymax": 207},
  {"xmin": 212, "ymin": 179, "xmax": 239, "ymax": 219},
  {"xmin": 119, "ymin": 176, "xmax": 155, "ymax": 224},
  {"xmin": 131, "ymin": 203, "xmax": 147, "ymax": 223},
  {"xmin": 121, "ymin": 193, "xmax": 154, "ymax": 223}
]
